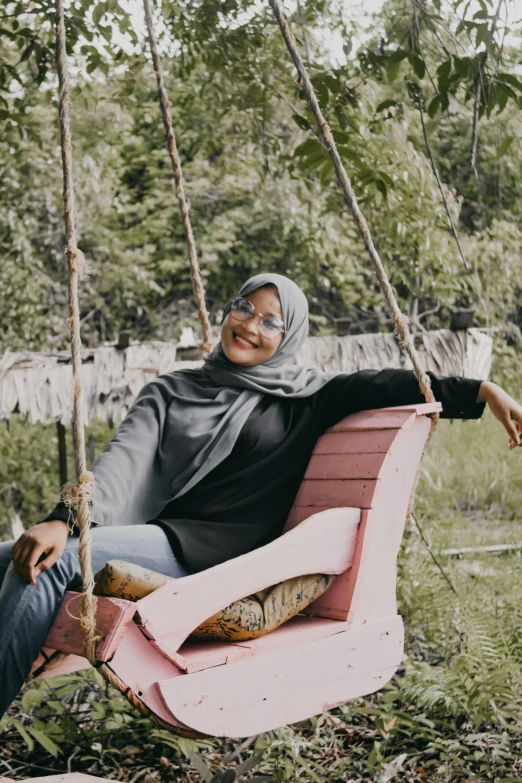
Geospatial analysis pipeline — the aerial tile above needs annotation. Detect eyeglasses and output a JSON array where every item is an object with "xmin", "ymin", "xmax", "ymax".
[{"xmin": 229, "ymin": 297, "xmax": 285, "ymax": 340}]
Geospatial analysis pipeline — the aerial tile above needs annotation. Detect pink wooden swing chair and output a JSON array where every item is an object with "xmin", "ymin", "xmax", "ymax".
[{"xmin": 32, "ymin": 0, "xmax": 441, "ymax": 740}]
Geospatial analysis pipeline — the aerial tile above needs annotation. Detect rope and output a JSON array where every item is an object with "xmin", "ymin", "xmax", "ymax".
[
  {"xmin": 54, "ymin": 0, "xmax": 203, "ymax": 717},
  {"xmin": 142, "ymin": 0, "xmax": 213, "ymax": 354},
  {"xmin": 55, "ymin": 0, "xmax": 99, "ymax": 667},
  {"xmin": 54, "ymin": 3, "xmax": 144, "ymax": 699},
  {"xmin": 268, "ymin": 0, "xmax": 437, "ymax": 411}
]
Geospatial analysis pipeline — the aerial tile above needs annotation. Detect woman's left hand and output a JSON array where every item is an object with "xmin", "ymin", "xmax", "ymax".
[{"xmin": 477, "ymin": 381, "xmax": 522, "ymax": 449}]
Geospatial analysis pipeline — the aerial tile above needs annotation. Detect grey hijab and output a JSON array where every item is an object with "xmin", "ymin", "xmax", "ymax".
[{"xmin": 87, "ymin": 273, "xmax": 338, "ymax": 528}]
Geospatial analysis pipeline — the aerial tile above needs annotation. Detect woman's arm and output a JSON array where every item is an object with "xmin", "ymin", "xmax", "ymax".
[
  {"xmin": 11, "ymin": 520, "xmax": 70, "ymax": 584},
  {"xmin": 40, "ymin": 377, "xmax": 171, "ymax": 532},
  {"xmin": 476, "ymin": 381, "xmax": 522, "ymax": 447},
  {"xmin": 317, "ymin": 369, "xmax": 486, "ymax": 429},
  {"xmin": 317, "ymin": 370, "xmax": 522, "ymax": 451},
  {"xmin": 16, "ymin": 377, "xmax": 172, "ymax": 583}
]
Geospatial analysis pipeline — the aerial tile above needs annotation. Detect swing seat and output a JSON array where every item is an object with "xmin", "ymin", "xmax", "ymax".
[{"xmin": 32, "ymin": 402, "xmax": 440, "ymax": 738}]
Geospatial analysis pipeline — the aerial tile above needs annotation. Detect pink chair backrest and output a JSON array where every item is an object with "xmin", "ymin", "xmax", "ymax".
[{"xmin": 283, "ymin": 403, "xmax": 440, "ymax": 625}]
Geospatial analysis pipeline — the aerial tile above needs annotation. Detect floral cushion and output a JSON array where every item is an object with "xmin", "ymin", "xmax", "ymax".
[{"xmin": 94, "ymin": 559, "xmax": 336, "ymax": 642}]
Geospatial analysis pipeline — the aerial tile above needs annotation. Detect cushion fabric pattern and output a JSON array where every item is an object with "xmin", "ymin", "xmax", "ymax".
[{"xmin": 94, "ymin": 559, "xmax": 336, "ymax": 642}]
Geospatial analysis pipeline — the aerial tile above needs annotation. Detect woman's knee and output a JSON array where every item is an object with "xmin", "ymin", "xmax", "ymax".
[{"xmin": 86, "ymin": 525, "xmax": 187, "ymax": 579}]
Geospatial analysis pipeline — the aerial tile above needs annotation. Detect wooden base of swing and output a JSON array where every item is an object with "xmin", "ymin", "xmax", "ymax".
[{"xmin": 32, "ymin": 404, "xmax": 441, "ymax": 739}]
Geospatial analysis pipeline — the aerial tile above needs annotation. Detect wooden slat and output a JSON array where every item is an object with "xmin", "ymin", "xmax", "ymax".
[
  {"xmin": 284, "ymin": 505, "xmax": 328, "ymax": 532},
  {"xmin": 135, "ymin": 508, "xmax": 360, "ymax": 650},
  {"xmin": 377, "ymin": 401, "xmax": 442, "ymax": 415},
  {"xmin": 155, "ymin": 616, "xmax": 348, "ymax": 675},
  {"xmin": 32, "ymin": 650, "xmax": 91, "ymax": 680},
  {"xmin": 158, "ymin": 616, "xmax": 403, "ymax": 737},
  {"xmin": 329, "ymin": 414, "xmax": 433, "ymax": 626},
  {"xmin": 44, "ymin": 593, "xmax": 136, "ymax": 661},
  {"xmin": 150, "ymin": 637, "xmax": 253, "ymax": 674},
  {"xmin": 328, "ymin": 411, "xmax": 414, "ymax": 432},
  {"xmin": 314, "ymin": 429, "xmax": 398, "ymax": 455},
  {"xmin": 108, "ymin": 621, "xmax": 189, "ymax": 731},
  {"xmin": 237, "ymin": 614, "xmax": 347, "ymax": 653},
  {"xmin": 294, "ymin": 479, "xmax": 378, "ymax": 509},
  {"xmin": 304, "ymin": 452, "xmax": 387, "ymax": 480}
]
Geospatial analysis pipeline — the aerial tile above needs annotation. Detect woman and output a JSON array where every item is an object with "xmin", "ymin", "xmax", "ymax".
[{"xmin": 1, "ymin": 273, "xmax": 521, "ymax": 716}]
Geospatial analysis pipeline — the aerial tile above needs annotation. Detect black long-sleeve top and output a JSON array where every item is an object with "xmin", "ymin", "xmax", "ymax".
[{"xmin": 41, "ymin": 370, "xmax": 485, "ymax": 573}]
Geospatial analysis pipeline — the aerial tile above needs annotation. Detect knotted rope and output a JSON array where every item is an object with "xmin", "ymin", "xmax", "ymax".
[
  {"xmin": 53, "ymin": 3, "xmax": 209, "ymax": 734},
  {"xmin": 55, "ymin": 0, "xmax": 99, "ymax": 666},
  {"xmin": 268, "ymin": 0, "xmax": 437, "ymax": 416},
  {"xmin": 143, "ymin": 0, "xmax": 213, "ymax": 353}
]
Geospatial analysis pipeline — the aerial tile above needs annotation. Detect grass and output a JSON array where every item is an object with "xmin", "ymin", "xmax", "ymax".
[
  {"xmin": 418, "ymin": 410, "xmax": 522, "ymax": 523},
  {"xmin": 2, "ymin": 401, "xmax": 522, "ymax": 781}
]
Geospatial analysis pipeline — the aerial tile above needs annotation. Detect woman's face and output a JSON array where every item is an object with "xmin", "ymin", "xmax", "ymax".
[{"xmin": 220, "ymin": 285, "xmax": 284, "ymax": 367}]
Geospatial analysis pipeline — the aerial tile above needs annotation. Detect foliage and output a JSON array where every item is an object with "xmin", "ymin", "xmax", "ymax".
[
  {"xmin": 0, "ymin": 0, "xmax": 520, "ymax": 350},
  {"xmin": 1, "ymin": 0, "xmax": 522, "ymax": 778},
  {"xmin": 0, "ymin": 415, "xmax": 115, "ymax": 539}
]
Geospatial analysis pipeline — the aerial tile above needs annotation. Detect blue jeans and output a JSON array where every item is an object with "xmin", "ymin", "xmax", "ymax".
[{"xmin": 0, "ymin": 524, "xmax": 188, "ymax": 718}]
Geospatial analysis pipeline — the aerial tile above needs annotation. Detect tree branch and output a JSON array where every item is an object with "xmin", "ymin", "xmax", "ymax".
[
  {"xmin": 469, "ymin": 0, "xmax": 504, "ymax": 177},
  {"xmin": 412, "ymin": 1, "xmax": 469, "ymax": 270}
]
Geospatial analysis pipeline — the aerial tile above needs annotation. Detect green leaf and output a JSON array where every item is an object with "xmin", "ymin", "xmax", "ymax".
[
  {"xmin": 439, "ymin": 91, "xmax": 450, "ymax": 111},
  {"xmin": 98, "ymin": 24, "xmax": 112, "ymax": 43},
  {"xmin": 28, "ymin": 727, "xmax": 62, "ymax": 757},
  {"xmin": 427, "ymin": 95, "xmax": 441, "ymax": 118},
  {"xmin": 321, "ymin": 74, "xmax": 341, "ymax": 94},
  {"xmin": 294, "ymin": 138, "xmax": 322, "ymax": 158},
  {"xmin": 21, "ymin": 688, "xmax": 45, "ymax": 712},
  {"xmin": 318, "ymin": 157, "xmax": 334, "ymax": 184},
  {"xmin": 300, "ymin": 146, "xmax": 326, "ymax": 171},
  {"xmin": 292, "ymin": 113, "xmax": 311, "ymax": 131},
  {"xmin": 313, "ymin": 80, "xmax": 328, "ymax": 106},
  {"xmin": 386, "ymin": 59, "xmax": 402, "ymax": 84},
  {"xmin": 12, "ymin": 720, "xmax": 34, "ymax": 751},
  {"xmin": 454, "ymin": 56, "xmax": 471, "ymax": 77},
  {"xmin": 388, "ymin": 48, "xmax": 410, "ymax": 63},
  {"xmin": 235, "ymin": 751, "xmax": 265, "ymax": 777},
  {"xmin": 189, "ymin": 752, "xmax": 212, "ymax": 782},
  {"xmin": 177, "ymin": 737, "xmax": 195, "ymax": 760},
  {"xmin": 338, "ymin": 146, "xmax": 363, "ymax": 166},
  {"xmin": 92, "ymin": 2, "xmax": 106, "ymax": 25},
  {"xmin": 498, "ymin": 136, "xmax": 514, "ymax": 156},
  {"xmin": 378, "ymin": 171, "xmax": 394, "ymax": 187},
  {"xmin": 376, "ymin": 99, "xmax": 399, "ymax": 112},
  {"xmin": 437, "ymin": 59, "xmax": 452, "ymax": 79},
  {"xmin": 89, "ymin": 700, "xmax": 106, "ymax": 720},
  {"xmin": 475, "ymin": 23, "xmax": 488, "ymax": 46},
  {"xmin": 16, "ymin": 26, "xmax": 35, "ymax": 39},
  {"xmin": 496, "ymin": 83, "xmax": 517, "ymax": 113},
  {"xmin": 0, "ymin": 26, "xmax": 16, "ymax": 40},
  {"xmin": 409, "ymin": 55, "xmax": 426, "ymax": 80},
  {"xmin": 375, "ymin": 178, "xmax": 388, "ymax": 198},
  {"xmin": 331, "ymin": 129, "xmax": 350, "ymax": 144},
  {"xmin": 496, "ymin": 73, "xmax": 522, "ymax": 92},
  {"xmin": 20, "ymin": 41, "xmax": 36, "ymax": 63}
]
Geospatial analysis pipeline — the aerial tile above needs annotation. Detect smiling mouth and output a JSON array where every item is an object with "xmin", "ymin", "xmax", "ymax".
[{"xmin": 233, "ymin": 332, "xmax": 258, "ymax": 349}]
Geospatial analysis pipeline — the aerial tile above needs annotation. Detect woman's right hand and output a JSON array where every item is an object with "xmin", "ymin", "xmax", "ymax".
[{"xmin": 11, "ymin": 520, "xmax": 70, "ymax": 585}]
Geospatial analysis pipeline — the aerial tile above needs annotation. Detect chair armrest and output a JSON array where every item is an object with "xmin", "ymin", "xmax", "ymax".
[{"xmin": 135, "ymin": 506, "xmax": 360, "ymax": 652}]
